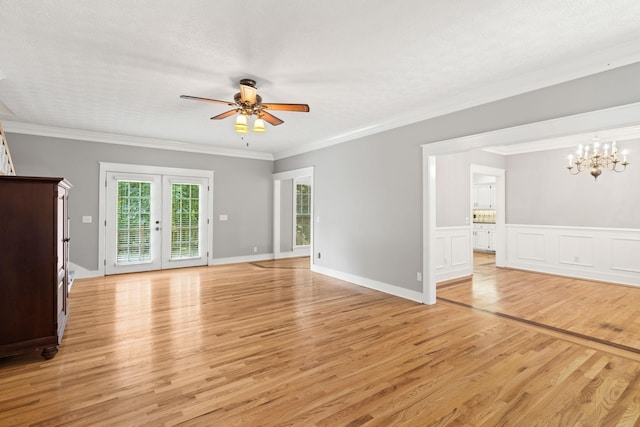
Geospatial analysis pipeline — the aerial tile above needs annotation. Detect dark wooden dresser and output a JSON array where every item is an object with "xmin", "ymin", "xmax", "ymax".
[{"xmin": 0, "ymin": 176, "xmax": 72, "ymax": 359}]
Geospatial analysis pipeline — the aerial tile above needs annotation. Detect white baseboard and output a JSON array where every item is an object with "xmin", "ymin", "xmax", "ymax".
[
  {"xmin": 436, "ymin": 268, "xmax": 474, "ymax": 284},
  {"xmin": 68, "ymin": 262, "xmax": 102, "ymax": 279},
  {"xmin": 210, "ymin": 253, "xmax": 275, "ymax": 265},
  {"xmin": 274, "ymin": 247, "xmax": 311, "ymax": 259},
  {"xmin": 70, "ymin": 255, "xmax": 277, "ymax": 279},
  {"xmin": 508, "ymin": 261, "xmax": 640, "ymax": 287},
  {"xmin": 311, "ymin": 264, "xmax": 423, "ymax": 303}
]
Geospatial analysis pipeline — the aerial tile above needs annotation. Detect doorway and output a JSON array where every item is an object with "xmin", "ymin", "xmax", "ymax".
[
  {"xmin": 469, "ymin": 165, "xmax": 506, "ymax": 271},
  {"xmin": 99, "ymin": 163, "xmax": 214, "ymax": 276},
  {"xmin": 273, "ymin": 167, "xmax": 314, "ymax": 262}
]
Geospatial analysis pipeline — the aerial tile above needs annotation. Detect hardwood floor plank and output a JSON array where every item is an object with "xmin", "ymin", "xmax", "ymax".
[
  {"xmin": 440, "ymin": 252, "xmax": 640, "ymax": 353},
  {"xmin": 2, "ymin": 257, "xmax": 640, "ymax": 425}
]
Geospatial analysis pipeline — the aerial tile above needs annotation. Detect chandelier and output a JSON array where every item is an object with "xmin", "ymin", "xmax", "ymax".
[{"xmin": 567, "ymin": 137, "xmax": 629, "ymax": 180}]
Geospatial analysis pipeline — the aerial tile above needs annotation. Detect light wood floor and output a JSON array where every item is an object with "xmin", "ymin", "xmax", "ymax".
[
  {"xmin": 440, "ymin": 252, "xmax": 640, "ymax": 353},
  {"xmin": 2, "ymin": 257, "xmax": 640, "ymax": 426}
]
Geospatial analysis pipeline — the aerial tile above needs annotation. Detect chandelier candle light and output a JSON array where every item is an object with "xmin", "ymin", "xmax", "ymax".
[{"xmin": 567, "ymin": 137, "xmax": 629, "ymax": 180}]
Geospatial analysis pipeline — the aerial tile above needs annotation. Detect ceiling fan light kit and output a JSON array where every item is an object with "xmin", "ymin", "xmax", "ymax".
[
  {"xmin": 252, "ymin": 118, "xmax": 266, "ymax": 133},
  {"xmin": 181, "ymin": 79, "xmax": 309, "ymax": 135},
  {"xmin": 234, "ymin": 114, "xmax": 248, "ymax": 133}
]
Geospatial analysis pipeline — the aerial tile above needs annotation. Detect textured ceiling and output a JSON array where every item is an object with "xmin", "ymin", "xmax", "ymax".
[{"xmin": 1, "ymin": 0, "xmax": 640, "ymax": 160}]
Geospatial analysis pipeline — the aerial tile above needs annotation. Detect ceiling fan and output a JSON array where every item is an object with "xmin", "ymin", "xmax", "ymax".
[{"xmin": 180, "ymin": 79, "xmax": 310, "ymax": 133}]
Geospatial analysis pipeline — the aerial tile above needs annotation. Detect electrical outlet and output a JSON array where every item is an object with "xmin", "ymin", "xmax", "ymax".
[
  {"xmin": 417, "ymin": 272, "xmax": 422, "ymax": 282},
  {"xmin": 253, "ymin": 246, "xmax": 258, "ymax": 253},
  {"xmin": 317, "ymin": 252, "xmax": 321, "ymax": 259}
]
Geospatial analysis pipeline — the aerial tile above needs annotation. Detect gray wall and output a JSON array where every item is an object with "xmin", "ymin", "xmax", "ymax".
[
  {"xmin": 8, "ymin": 133, "xmax": 273, "ymax": 271},
  {"xmin": 506, "ymin": 140, "xmax": 640, "ymax": 228},
  {"xmin": 276, "ymin": 129, "xmax": 423, "ymax": 291},
  {"xmin": 280, "ymin": 178, "xmax": 293, "ymax": 252},
  {"xmin": 276, "ymin": 62, "xmax": 640, "ymax": 293},
  {"xmin": 436, "ymin": 152, "xmax": 470, "ymax": 228},
  {"xmin": 436, "ymin": 150, "xmax": 505, "ymax": 228}
]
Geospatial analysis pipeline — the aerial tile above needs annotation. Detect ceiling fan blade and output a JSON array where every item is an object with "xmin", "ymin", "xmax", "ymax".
[
  {"xmin": 240, "ymin": 84, "xmax": 258, "ymax": 104},
  {"xmin": 180, "ymin": 95, "xmax": 235, "ymax": 106},
  {"xmin": 261, "ymin": 103, "xmax": 310, "ymax": 112},
  {"xmin": 261, "ymin": 111, "xmax": 284, "ymax": 126},
  {"xmin": 210, "ymin": 110, "xmax": 238, "ymax": 120}
]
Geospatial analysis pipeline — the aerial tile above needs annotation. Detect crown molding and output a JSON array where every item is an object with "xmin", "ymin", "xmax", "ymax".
[
  {"xmin": 422, "ymin": 101, "xmax": 640, "ymax": 157},
  {"xmin": 482, "ymin": 123, "xmax": 640, "ymax": 156},
  {"xmin": 2, "ymin": 121, "xmax": 274, "ymax": 161},
  {"xmin": 275, "ymin": 39, "xmax": 640, "ymax": 160}
]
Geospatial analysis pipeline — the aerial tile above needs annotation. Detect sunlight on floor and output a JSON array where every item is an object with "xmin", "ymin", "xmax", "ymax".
[{"xmin": 472, "ymin": 251, "xmax": 503, "ymax": 308}]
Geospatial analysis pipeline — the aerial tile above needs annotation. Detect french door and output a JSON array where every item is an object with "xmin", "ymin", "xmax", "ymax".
[{"xmin": 105, "ymin": 172, "xmax": 209, "ymax": 274}]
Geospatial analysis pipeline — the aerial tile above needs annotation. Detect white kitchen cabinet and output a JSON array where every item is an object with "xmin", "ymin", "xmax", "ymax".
[
  {"xmin": 474, "ymin": 229, "xmax": 490, "ymax": 249},
  {"xmin": 473, "ymin": 184, "xmax": 495, "ymax": 208},
  {"xmin": 473, "ymin": 223, "xmax": 496, "ymax": 252}
]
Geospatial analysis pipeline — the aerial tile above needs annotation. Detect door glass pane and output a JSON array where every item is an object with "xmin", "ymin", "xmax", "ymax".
[
  {"xmin": 296, "ymin": 184, "xmax": 311, "ymax": 246},
  {"xmin": 116, "ymin": 181, "xmax": 152, "ymax": 263},
  {"xmin": 171, "ymin": 183, "xmax": 200, "ymax": 259}
]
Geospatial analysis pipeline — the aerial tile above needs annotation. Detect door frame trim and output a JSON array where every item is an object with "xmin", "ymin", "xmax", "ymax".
[
  {"xmin": 98, "ymin": 162, "xmax": 214, "ymax": 276},
  {"xmin": 470, "ymin": 165, "xmax": 506, "ymax": 267},
  {"xmin": 273, "ymin": 167, "xmax": 314, "ymax": 263}
]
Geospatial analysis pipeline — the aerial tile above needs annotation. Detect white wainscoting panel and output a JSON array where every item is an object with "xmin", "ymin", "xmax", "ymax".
[
  {"xmin": 516, "ymin": 232, "xmax": 546, "ymax": 261},
  {"xmin": 507, "ymin": 225, "xmax": 640, "ymax": 286},
  {"xmin": 558, "ymin": 234, "xmax": 593, "ymax": 267},
  {"xmin": 451, "ymin": 235, "xmax": 469, "ymax": 267},
  {"xmin": 610, "ymin": 238, "xmax": 640, "ymax": 273},
  {"xmin": 434, "ymin": 226, "xmax": 472, "ymax": 283}
]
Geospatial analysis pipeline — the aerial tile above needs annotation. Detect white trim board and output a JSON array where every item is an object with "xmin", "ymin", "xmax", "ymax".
[
  {"xmin": 291, "ymin": 247, "xmax": 312, "ymax": 258},
  {"xmin": 422, "ymin": 154, "xmax": 437, "ymax": 304},
  {"xmin": 311, "ymin": 265, "xmax": 423, "ymax": 304},
  {"xmin": 470, "ymin": 165, "xmax": 506, "ymax": 268},
  {"xmin": 3, "ymin": 121, "xmax": 273, "ymax": 161},
  {"xmin": 209, "ymin": 253, "xmax": 275, "ymax": 266},
  {"xmin": 272, "ymin": 167, "xmax": 314, "ymax": 264},
  {"xmin": 68, "ymin": 262, "xmax": 101, "ymax": 279},
  {"xmin": 422, "ymin": 101, "xmax": 640, "ymax": 156}
]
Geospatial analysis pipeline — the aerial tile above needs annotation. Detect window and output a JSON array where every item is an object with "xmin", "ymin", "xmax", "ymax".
[
  {"xmin": 170, "ymin": 183, "xmax": 201, "ymax": 259},
  {"xmin": 295, "ymin": 183, "xmax": 311, "ymax": 247},
  {"xmin": 116, "ymin": 181, "xmax": 152, "ymax": 263}
]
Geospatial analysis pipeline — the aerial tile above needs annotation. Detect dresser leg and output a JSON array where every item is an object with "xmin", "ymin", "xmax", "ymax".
[{"xmin": 41, "ymin": 345, "xmax": 59, "ymax": 360}]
